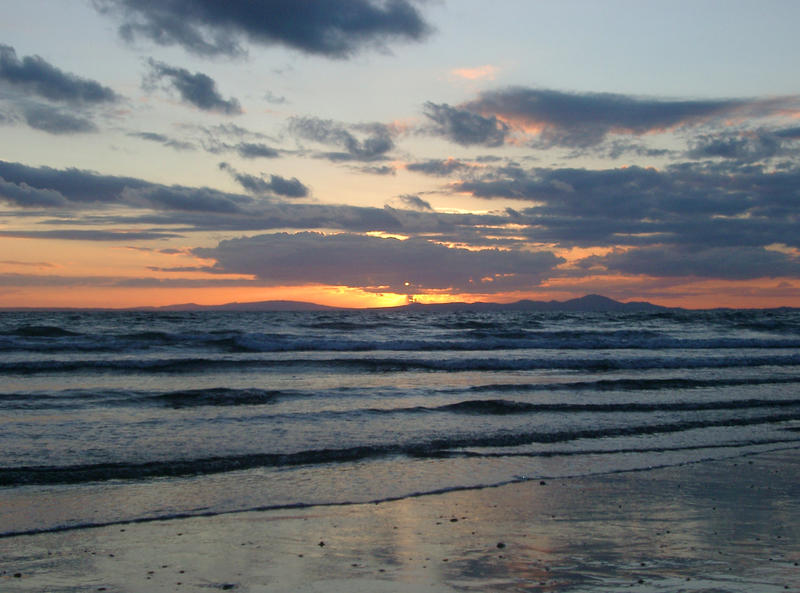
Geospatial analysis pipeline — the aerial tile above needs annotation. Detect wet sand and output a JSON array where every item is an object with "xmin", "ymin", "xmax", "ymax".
[{"xmin": 2, "ymin": 448, "xmax": 798, "ymax": 592}]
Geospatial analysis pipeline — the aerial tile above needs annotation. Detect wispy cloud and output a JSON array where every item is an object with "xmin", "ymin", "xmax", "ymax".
[
  {"xmin": 450, "ymin": 65, "xmax": 498, "ymax": 81},
  {"xmin": 219, "ymin": 162, "xmax": 309, "ymax": 198},
  {"xmin": 290, "ymin": 116, "xmax": 395, "ymax": 162}
]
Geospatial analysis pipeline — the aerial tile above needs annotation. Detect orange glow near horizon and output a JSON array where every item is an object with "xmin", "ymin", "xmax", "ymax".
[
  {"xmin": 1, "ymin": 237, "xmax": 798, "ymax": 310},
  {"xmin": 1, "ymin": 277, "xmax": 798, "ymax": 310},
  {"xmin": 0, "ymin": 284, "xmax": 411, "ymax": 310}
]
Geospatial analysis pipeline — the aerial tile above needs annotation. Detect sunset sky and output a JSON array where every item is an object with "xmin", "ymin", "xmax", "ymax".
[{"xmin": 2, "ymin": 0, "xmax": 800, "ymax": 309}]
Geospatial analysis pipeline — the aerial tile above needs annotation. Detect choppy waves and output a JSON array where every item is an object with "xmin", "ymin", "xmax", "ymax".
[{"xmin": 2, "ymin": 308, "xmax": 800, "ymax": 535}]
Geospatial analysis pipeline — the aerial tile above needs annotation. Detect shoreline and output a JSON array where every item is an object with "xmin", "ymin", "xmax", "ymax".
[{"xmin": 2, "ymin": 447, "xmax": 798, "ymax": 592}]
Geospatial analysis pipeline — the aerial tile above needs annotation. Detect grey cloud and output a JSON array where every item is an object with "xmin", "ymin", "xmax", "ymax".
[
  {"xmin": 453, "ymin": 164, "xmax": 756, "ymax": 219},
  {"xmin": 79, "ymin": 201, "xmax": 510, "ymax": 239},
  {"xmin": 0, "ymin": 159, "xmax": 253, "ymax": 213},
  {"xmin": 219, "ymin": 162, "xmax": 308, "ymax": 198},
  {"xmin": 570, "ymin": 140, "xmax": 674, "ymax": 160},
  {"xmin": 0, "ymin": 260, "xmax": 55, "ymax": 268},
  {"xmin": 201, "ymin": 122, "xmax": 265, "ymax": 140},
  {"xmin": 94, "ymin": 0, "xmax": 432, "ymax": 58},
  {"xmin": 0, "ymin": 159, "xmax": 517, "ymax": 239},
  {"xmin": 0, "ymin": 229, "xmax": 182, "ymax": 241},
  {"xmin": 422, "ymin": 102, "xmax": 509, "ymax": 147},
  {"xmin": 194, "ymin": 232, "xmax": 562, "ymax": 294},
  {"xmin": 586, "ymin": 246, "xmax": 800, "ymax": 280},
  {"xmin": 453, "ymin": 161, "xmax": 800, "ymax": 250},
  {"xmin": 124, "ymin": 185, "xmax": 251, "ymax": 213},
  {"xmin": 264, "ymin": 91, "xmax": 287, "ymax": 104},
  {"xmin": 398, "ymin": 194, "xmax": 432, "ymax": 211},
  {"xmin": 775, "ymin": 126, "xmax": 800, "ymax": 139},
  {"xmin": 22, "ymin": 103, "xmax": 97, "ymax": 134},
  {"xmin": 236, "ymin": 142, "xmax": 280, "ymax": 159},
  {"xmin": 0, "ymin": 160, "xmax": 151, "ymax": 205},
  {"xmin": 189, "ymin": 124, "xmax": 283, "ymax": 157},
  {"xmin": 128, "ymin": 131, "xmax": 196, "ymax": 151},
  {"xmin": 360, "ymin": 165, "xmax": 396, "ymax": 175},
  {"xmin": 144, "ymin": 59, "xmax": 242, "ymax": 114},
  {"xmin": 447, "ymin": 87, "xmax": 800, "ymax": 149},
  {"xmin": 687, "ymin": 128, "xmax": 800, "ymax": 162},
  {"xmin": 265, "ymin": 174, "xmax": 308, "ymax": 198},
  {"xmin": 0, "ymin": 177, "xmax": 69, "ymax": 207},
  {"xmin": 0, "ymin": 44, "xmax": 118, "ymax": 105},
  {"xmin": 290, "ymin": 116, "xmax": 394, "ymax": 161},
  {"xmin": 0, "ymin": 272, "xmax": 263, "ymax": 288},
  {"xmin": 147, "ymin": 265, "xmax": 208, "ymax": 272},
  {"xmin": 406, "ymin": 158, "xmax": 471, "ymax": 176}
]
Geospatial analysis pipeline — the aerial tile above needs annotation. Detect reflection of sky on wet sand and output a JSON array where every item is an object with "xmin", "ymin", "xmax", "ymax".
[{"xmin": 1, "ymin": 450, "xmax": 798, "ymax": 592}]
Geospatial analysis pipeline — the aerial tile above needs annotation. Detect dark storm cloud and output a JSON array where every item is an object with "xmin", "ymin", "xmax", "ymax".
[
  {"xmin": 422, "ymin": 102, "xmax": 509, "ymax": 147},
  {"xmin": 0, "ymin": 44, "xmax": 118, "ymax": 105},
  {"xmin": 219, "ymin": 162, "xmax": 309, "ymax": 198},
  {"xmin": 585, "ymin": 246, "xmax": 800, "ymax": 280},
  {"xmin": 193, "ymin": 232, "xmax": 562, "ymax": 294},
  {"xmin": 406, "ymin": 158, "xmax": 472, "ymax": 176},
  {"xmin": 144, "ymin": 60, "xmax": 242, "ymax": 114},
  {"xmin": 289, "ymin": 116, "xmax": 394, "ymax": 161},
  {"xmin": 93, "ymin": 0, "xmax": 432, "ymax": 58},
  {"xmin": 21, "ymin": 103, "xmax": 97, "ymax": 134},
  {"xmin": 128, "ymin": 131, "xmax": 196, "ymax": 151}
]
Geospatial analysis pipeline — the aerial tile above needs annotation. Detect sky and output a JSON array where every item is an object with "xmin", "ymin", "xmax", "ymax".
[{"xmin": 1, "ymin": 0, "xmax": 800, "ymax": 309}]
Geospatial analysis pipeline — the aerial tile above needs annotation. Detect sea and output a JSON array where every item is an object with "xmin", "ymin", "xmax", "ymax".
[{"xmin": 1, "ymin": 307, "xmax": 800, "ymax": 537}]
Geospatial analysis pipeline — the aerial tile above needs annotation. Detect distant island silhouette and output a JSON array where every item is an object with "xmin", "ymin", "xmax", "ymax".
[
  {"xmin": 4, "ymin": 294, "xmax": 796, "ymax": 312},
  {"xmin": 138, "ymin": 294, "xmax": 669, "ymax": 312}
]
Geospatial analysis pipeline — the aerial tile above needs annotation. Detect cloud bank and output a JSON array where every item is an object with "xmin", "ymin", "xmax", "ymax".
[{"xmin": 194, "ymin": 232, "xmax": 563, "ymax": 293}]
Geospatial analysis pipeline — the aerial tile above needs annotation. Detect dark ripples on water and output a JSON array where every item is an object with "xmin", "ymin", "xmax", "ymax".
[{"xmin": 1, "ymin": 308, "xmax": 799, "ymax": 535}]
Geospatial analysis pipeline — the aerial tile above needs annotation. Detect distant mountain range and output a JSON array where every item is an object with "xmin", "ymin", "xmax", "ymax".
[
  {"xmin": 3, "ymin": 294, "xmax": 797, "ymax": 312},
  {"xmin": 140, "ymin": 294, "xmax": 671, "ymax": 312}
]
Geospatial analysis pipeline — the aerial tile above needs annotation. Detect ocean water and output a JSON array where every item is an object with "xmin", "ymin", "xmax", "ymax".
[{"xmin": 1, "ymin": 308, "xmax": 799, "ymax": 536}]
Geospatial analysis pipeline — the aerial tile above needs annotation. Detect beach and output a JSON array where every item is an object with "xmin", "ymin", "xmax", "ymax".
[{"xmin": 2, "ymin": 447, "xmax": 798, "ymax": 593}]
